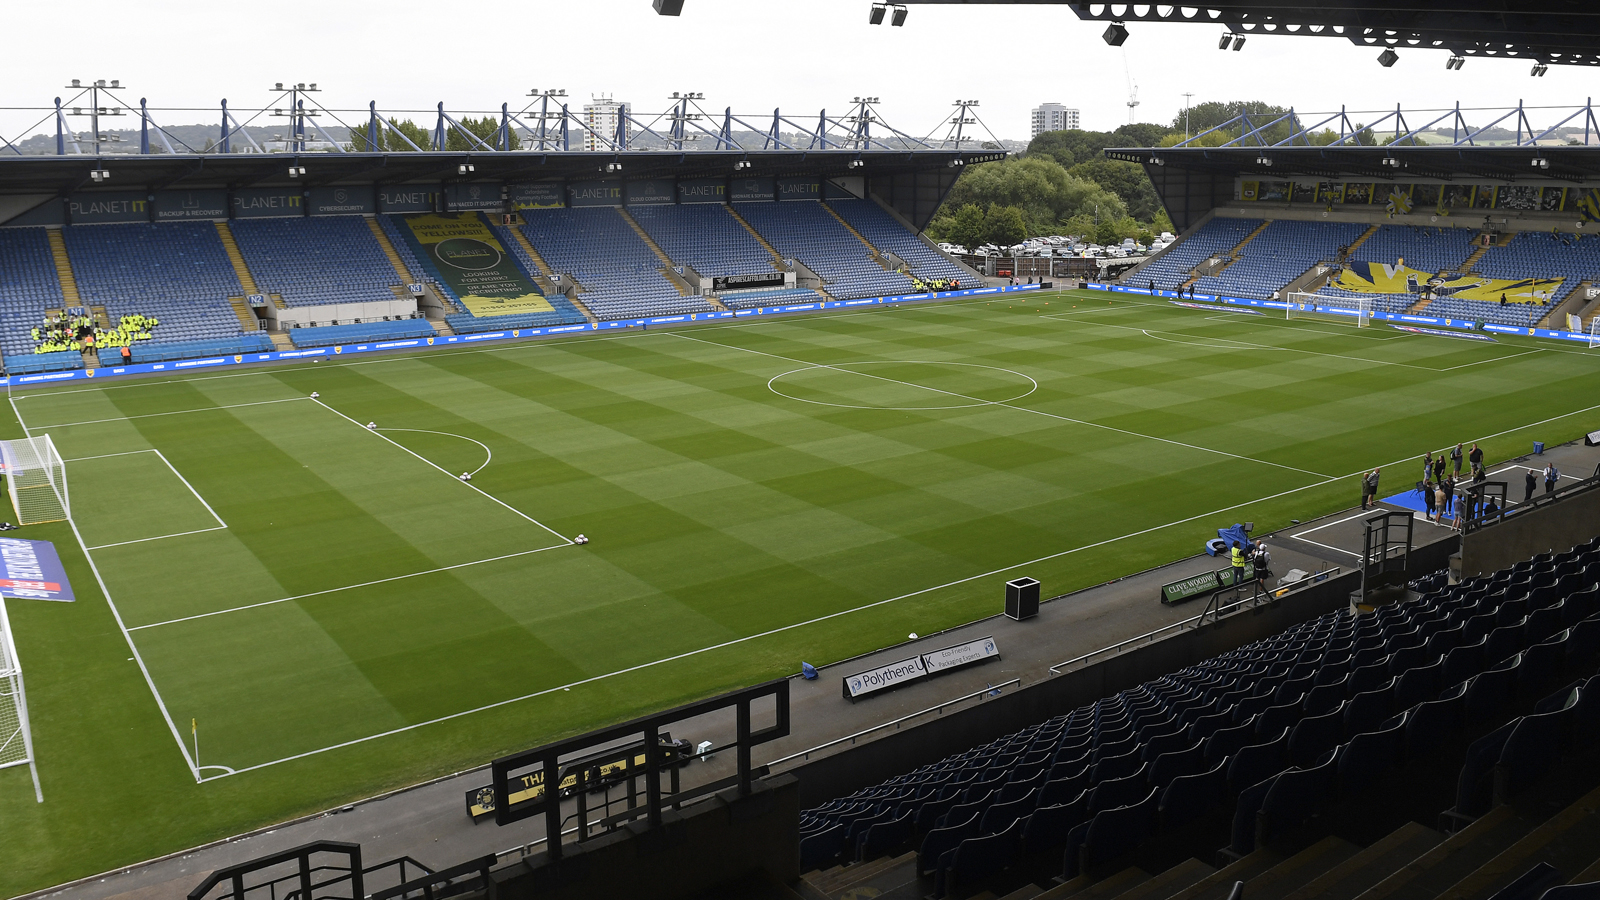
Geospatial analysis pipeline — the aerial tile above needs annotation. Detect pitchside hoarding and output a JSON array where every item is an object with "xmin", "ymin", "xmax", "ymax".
[
  {"xmin": 843, "ymin": 656, "xmax": 926, "ymax": 700},
  {"xmin": 713, "ymin": 273, "xmax": 786, "ymax": 292},
  {"xmin": 0, "ymin": 539, "xmax": 73, "ymax": 602},
  {"xmin": 67, "ymin": 192, "xmax": 149, "ymax": 224},
  {"xmin": 921, "ymin": 636, "xmax": 1000, "ymax": 673},
  {"xmin": 153, "ymin": 190, "xmax": 228, "ymax": 221}
]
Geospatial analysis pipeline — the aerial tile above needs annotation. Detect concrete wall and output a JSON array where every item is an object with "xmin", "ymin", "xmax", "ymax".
[
  {"xmin": 1461, "ymin": 487, "xmax": 1600, "ymax": 578},
  {"xmin": 778, "ymin": 571, "xmax": 1359, "ymax": 810},
  {"xmin": 489, "ymin": 774, "xmax": 800, "ymax": 900}
]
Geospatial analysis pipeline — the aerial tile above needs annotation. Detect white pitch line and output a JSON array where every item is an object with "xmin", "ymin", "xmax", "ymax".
[
  {"xmin": 668, "ymin": 332, "xmax": 1334, "ymax": 480},
  {"xmin": 9, "ymin": 400, "xmax": 202, "ymax": 781},
  {"xmin": 310, "ymin": 397, "xmax": 571, "ymax": 545},
  {"xmin": 128, "ymin": 543, "xmax": 573, "ymax": 632},
  {"xmin": 377, "ymin": 428, "xmax": 493, "ymax": 477},
  {"xmin": 24, "ymin": 396, "xmax": 309, "ymax": 430},
  {"xmin": 63, "ymin": 449, "xmax": 163, "ymax": 463},
  {"xmin": 151, "ymin": 448, "xmax": 226, "ymax": 529},
  {"xmin": 88, "ymin": 526, "xmax": 229, "ymax": 551}
]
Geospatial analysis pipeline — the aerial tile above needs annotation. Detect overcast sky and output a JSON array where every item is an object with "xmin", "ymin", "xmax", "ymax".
[{"xmin": 3, "ymin": 0, "xmax": 1594, "ymax": 147}]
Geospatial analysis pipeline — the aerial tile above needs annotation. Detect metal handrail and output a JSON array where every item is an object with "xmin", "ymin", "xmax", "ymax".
[
  {"xmin": 1047, "ymin": 566, "xmax": 1346, "ymax": 675},
  {"xmin": 1461, "ymin": 463, "xmax": 1600, "ymax": 534},
  {"xmin": 763, "ymin": 678, "xmax": 1021, "ymax": 769}
]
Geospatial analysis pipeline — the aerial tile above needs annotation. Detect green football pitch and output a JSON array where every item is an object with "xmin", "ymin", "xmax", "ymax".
[{"xmin": 2, "ymin": 289, "xmax": 1597, "ymax": 894}]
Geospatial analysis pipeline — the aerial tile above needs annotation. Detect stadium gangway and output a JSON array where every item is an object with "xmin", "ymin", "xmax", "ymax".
[
  {"xmin": 764, "ymin": 678, "xmax": 1023, "ymax": 768},
  {"xmin": 1045, "ymin": 565, "xmax": 1347, "ymax": 675}
]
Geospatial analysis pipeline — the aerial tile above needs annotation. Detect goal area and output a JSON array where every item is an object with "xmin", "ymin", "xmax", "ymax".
[
  {"xmin": 0, "ymin": 436, "xmax": 68, "ymax": 526},
  {"xmin": 0, "ymin": 598, "xmax": 41, "ymax": 801},
  {"xmin": 1286, "ymin": 292, "xmax": 1371, "ymax": 328}
]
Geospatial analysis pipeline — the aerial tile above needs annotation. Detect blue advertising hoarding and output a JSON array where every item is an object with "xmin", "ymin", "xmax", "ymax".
[
  {"xmin": 730, "ymin": 177, "xmax": 776, "ymax": 202},
  {"xmin": 777, "ymin": 178, "xmax": 820, "ymax": 201},
  {"xmin": 378, "ymin": 187, "xmax": 438, "ymax": 214},
  {"xmin": 233, "ymin": 188, "xmax": 304, "ymax": 219},
  {"xmin": 446, "ymin": 183, "xmax": 503, "ymax": 212},
  {"xmin": 625, "ymin": 180, "xmax": 676, "ymax": 206},
  {"xmin": 678, "ymin": 178, "xmax": 726, "ymax": 204},
  {"xmin": 0, "ymin": 539, "xmax": 73, "ymax": 602},
  {"xmin": 154, "ymin": 190, "xmax": 228, "ymax": 221},
  {"xmin": 568, "ymin": 180, "xmax": 623, "ymax": 207},
  {"xmin": 308, "ymin": 186, "xmax": 374, "ymax": 216},
  {"xmin": 67, "ymin": 192, "xmax": 149, "ymax": 224}
]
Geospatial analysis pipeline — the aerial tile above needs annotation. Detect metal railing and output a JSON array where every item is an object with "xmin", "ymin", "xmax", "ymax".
[
  {"xmin": 1462, "ymin": 463, "xmax": 1600, "ymax": 534},
  {"xmin": 1047, "ymin": 566, "xmax": 1346, "ymax": 675},
  {"xmin": 764, "ymin": 678, "xmax": 1021, "ymax": 769}
]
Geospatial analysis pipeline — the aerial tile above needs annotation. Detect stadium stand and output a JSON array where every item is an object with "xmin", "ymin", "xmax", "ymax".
[
  {"xmin": 797, "ymin": 537, "xmax": 1600, "ymax": 898},
  {"xmin": 1425, "ymin": 230, "xmax": 1600, "ymax": 326},
  {"xmin": 1195, "ymin": 220, "xmax": 1367, "ymax": 300},
  {"xmin": 378, "ymin": 214, "xmax": 463, "ymax": 313},
  {"xmin": 229, "ymin": 217, "xmax": 398, "ymax": 308},
  {"xmin": 735, "ymin": 201, "xmax": 916, "ymax": 300},
  {"xmin": 97, "ymin": 334, "xmax": 275, "ymax": 366},
  {"xmin": 1319, "ymin": 225, "xmax": 1480, "ymax": 314},
  {"xmin": 0, "ymin": 228, "xmax": 66, "ymax": 360},
  {"xmin": 60, "ymin": 222, "xmax": 244, "ymax": 346},
  {"xmin": 719, "ymin": 287, "xmax": 825, "ymax": 309},
  {"xmin": 4, "ymin": 350, "xmax": 82, "ymax": 375},
  {"xmin": 1134, "ymin": 217, "xmax": 1265, "ymax": 293},
  {"xmin": 518, "ymin": 207, "xmax": 714, "ymax": 320},
  {"xmin": 826, "ymin": 198, "xmax": 973, "ymax": 285},
  {"xmin": 287, "ymin": 320, "xmax": 436, "ymax": 348},
  {"xmin": 629, "ymin": 205, "xmax": 778, "ymax": 279}
]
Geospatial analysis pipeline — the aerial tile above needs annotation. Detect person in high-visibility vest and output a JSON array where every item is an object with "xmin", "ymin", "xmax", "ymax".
[{"xmin": 1230, "ymin": 541, "xmax": 1247, "ymax": 587}]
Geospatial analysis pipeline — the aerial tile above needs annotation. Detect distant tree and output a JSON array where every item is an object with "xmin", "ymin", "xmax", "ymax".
[
  {"xmin": 356, "ymin": 119, "xmax": 433, "ymax": 152},
  {"xmin": 941, "ymin": 156, "xmax": 1127, "ymax": 236},
  {"xmin": 1068, "ymin": 159, "xmax": 1165, "ymax": 221},
  {"xmin": 1112, "ymin": 123, "xmax": 1170, "ymax": 148},
  {"xmin": 985, "ymin": 205, "xmax": 1028, "ymax": 247},
  {"xmin": 1027, "ymin": 129, "xmax": 1117, "ymax": 168},
  {"xmin": 947, "ymin": 204, "xmax": 988, "ymax": 250},
  {"xmin": 446, "ymin": 116, "xmax": 519, "ymax": 152}
]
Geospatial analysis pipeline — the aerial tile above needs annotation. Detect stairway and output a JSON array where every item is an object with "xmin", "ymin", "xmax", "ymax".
[
  {"xmin": 1345, "ymin": 224, "xmax": 1382, "ymax": 256},
  {"xmin": 365, "ymin": 217, "xmax": 414, "ymax": 283},
  {"xmin": 501, "ymin": 223, "xmax": 564, "ymax": 296},
  {"xmin": 214, "ymin": 221, "xmax": 260, "ymax": 294},
  {"xmin": 725, "ymin": 204, "xmax": 787, "ymax": 269},
  {"xmin": 89, "ymin": 305, "xmax": 110, "ymax": 329},
  {"xmin": 799, "ymin": 851, "xmax": 919, "ymax": 900},
  {"xmin": 566, "ymin": 294, "xmax": 600, "ymax": 325},
  {"xmin": 616, "ymin": 208, "xmax": 695, "ymax": 296},
  {"xmin": 430, "ymin": 319, "xmax": 455, "ymax": 337},
  {"xmin": 1405, "ymin": 294, "xmax": 1435, "ymax": 315},
  {"xmin": 1459, "ymin": 244, "xmax": 1491, "ymax": 273},
  {"xmin": 45, "ymin": 228, "xmax": 82, "ymax": 306},
  {"xmin": 1208, "ymin": 220, "xmax": 1274, "ymax": 277},
  {"xmin": 820, "ymin": 202, "xmax": 893, "ymax": 270},
  {"xmin": 267, "ymin": 332, "xmax": 293, "ymax": 351},
  {"xmin": 227, "ymin": 297, "xmax": 259, "ymax": 332}
]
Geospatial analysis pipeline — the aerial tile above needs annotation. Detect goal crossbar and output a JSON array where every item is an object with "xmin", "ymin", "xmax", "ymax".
[{"xmin": 1286, "ymin": 291, "xmax": 1371, "ymax": 327}]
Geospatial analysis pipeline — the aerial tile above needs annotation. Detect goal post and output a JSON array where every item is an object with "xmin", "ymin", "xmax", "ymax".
[
  {"xmin": 0, "ymin": 436, "xmax": 68, "ymax": 526},
  {"xmin": 1589, "ymin": 316, "xmax": 1600, "ymax": 349},
  {"xmin": 0, "ymin": 598, "xmax": 42, "ymax": 802},
  {"xmin": 1285, "ymin": 291, "xmax": 1371, "ymax": 328}
]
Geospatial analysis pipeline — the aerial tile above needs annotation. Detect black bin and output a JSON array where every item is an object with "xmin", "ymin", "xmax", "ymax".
[{"xmin": 1005, "ymin": 577, "xmax": 1040, "ymax": 621}]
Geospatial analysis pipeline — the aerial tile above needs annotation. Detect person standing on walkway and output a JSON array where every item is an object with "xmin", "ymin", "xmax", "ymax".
[
  {"xmin": 1433, "ymin": 454, "xmax": 1447, "ymax": 484},
  {"xmin": 1423, "ymin": 479, "xmax": 1437, "ymax": 522},
  {"xmin": 1229, "ymin": 541, "xmax": 1248, "ymax": 588},
  {"xmin": 1442, "ymin": 475, "xmax": 1456, "ymax": 517},
  {"xmin": 1525, "ymin": 469, "xmax": 1539, "ymax": 503},
  {"xmin": 1451, "ymin": 443, "xmax": 1464, "ymax": 477},
  {"xmin": 1422, "ymin": 452, "xmax": 1433, "ymax": 484},
  {"xmin": 1362, "ymin": 468, "xmax": 1380, "ymax": 510},
  {"xmin": 1545, "ymin": 463, "xmax": 1560, "ymax": 495},
  {"xmin": 1436, "ymin": 481, "xmax": 1450, "ymax": 526},
  {"xmin": 1469, "ymin": 443, "xmax": 1484, "ymax": 476}
]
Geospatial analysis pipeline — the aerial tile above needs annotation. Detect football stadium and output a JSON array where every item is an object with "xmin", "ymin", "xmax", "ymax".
[{"xmin": 7, "ymin": 3, "xmax": 1600, "ymax": 899}]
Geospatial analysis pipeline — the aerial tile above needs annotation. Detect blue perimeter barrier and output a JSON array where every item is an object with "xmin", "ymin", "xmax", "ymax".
[
  {"xmin": 1, "ymin": 284, "xmax": 1042, "ymax": 387},
  {"xmin": 1082, "ymin": 282, "xmax": 1595, "ymax": 346}
]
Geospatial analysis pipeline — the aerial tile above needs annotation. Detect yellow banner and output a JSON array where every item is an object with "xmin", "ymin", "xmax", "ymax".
[
  {"xmin": 1333, "ymin": 261, "xmax": 1561, "ymax": 304},
  {"xmin": 402, "ymin": 213, "xmax": 554, "ymax": 317}
]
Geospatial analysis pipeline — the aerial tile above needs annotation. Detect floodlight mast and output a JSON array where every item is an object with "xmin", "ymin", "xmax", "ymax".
[
  {"xmin": 270, "ymin": 82, "xmax": 321, "ymax": 154},
  {"xmin": 62, "ymin": 78, "xmax": 126, "ymax": 159}
]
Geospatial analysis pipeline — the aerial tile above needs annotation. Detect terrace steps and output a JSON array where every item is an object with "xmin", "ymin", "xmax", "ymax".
[
  {"xmin": 616, "ymin": 208, "xmax": 696, "ymax": 296},
  {"xmin": 227, "ymin": 296, "xmax": 259, "ymax": 332},
  {"xmin": 726, "ymin": 204, "xmax": 788, "ymax": 269},
  {"xmin": 267, "ymin": 332, "xmax": 293, "ymax": 351},
  {"xmin": 1430, "ymin": 782, "xmax": 1600, "ymax": 900},
  {"xmin": 500, "ymin": 222, "xmax": 564, "ymax": 297},
  {"xmin": 821, "ymin": 201, "xmax": 892, "ymax": 270},
  {"xmin": 213, "ymin": 221, "xmax": 260, "ymax": 295},
  {"xmin": 430, "ymin": 319, "xmax": 455, "ymax": 337},
  {"xmin": 1459, "ymin": 243, "xmax": 1491, "ymax": 273},
  {"xmin": 1345, "ymin": 224, "xmax": 1382, "ymax": 255},
  {"xmin": 365, "ymin": 216, "xmax": 414, "ymax": 283},
  {"xmin": 45, "ymin": 227, "xmax": 82, "ymax": 305},
  {"xmin": 1208, "ymin": 220, "xmax": 1274, "ymax": 277}
]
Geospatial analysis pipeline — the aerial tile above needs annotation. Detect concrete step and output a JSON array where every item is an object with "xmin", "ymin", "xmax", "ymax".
[
  {"xmin": 1241, "ymin": 836, "xmax": 1360, "ymax": 900},
  {"xmin": 804, "ymin": 849, "xmax": 915, "ymax": 896},
  {"xmin": 1432, "ymin": 782, "xmax": 1600, "ymax": 900},
  {"xmin": 1353, "ymin": 805, "xmax": 1538, "ymax": 900},
  {"xmin": 1166, "ymin": 849, "xmax": 1283, "ymax": 900},
  {"xmin": 997, "ymin": 883, "xmax": 1048, "ymax": 899},
  {"xmin": 1034, "ymin": 866, "xmax": 1150, "ymax": 900},
  {"xmin": 366, "ymin": 216, "xmax": 414, "ymax": 283},
  {"xmin": 1282, "ymin": 822, "xmax": 1444, "ymax": 900},
  {"xmin": 1108, "ymin": 859, "xmax": 1218, "ymax": 900}
]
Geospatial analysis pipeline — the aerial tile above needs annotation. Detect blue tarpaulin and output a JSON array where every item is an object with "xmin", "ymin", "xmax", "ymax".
[{"xmin": 1209, "ymin": 524, "xmax": 1254, "ymax": 557}]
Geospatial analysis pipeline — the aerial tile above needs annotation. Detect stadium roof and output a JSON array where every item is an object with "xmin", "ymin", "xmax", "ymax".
[
  {"xmin": 0, "ymin": 149, "xmax": 1002, "ymax": 229},
  {"xmin": 891, "ymin": 1, "xmax": 1600, "ymax": 68}
]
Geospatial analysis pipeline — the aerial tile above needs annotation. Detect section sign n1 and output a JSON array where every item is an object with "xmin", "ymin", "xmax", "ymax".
[
  {"xmin": 0, "ymin": 539, "xmax": 73, "ymax": 602},
  {"xmin": 843, "ymin": 656, "xmax": 927, "ymax": 700}
]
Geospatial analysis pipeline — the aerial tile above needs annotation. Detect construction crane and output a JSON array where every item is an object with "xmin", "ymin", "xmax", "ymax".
[{"xmin": 1123, "ymin": 53, "xmax": 1140, "ymax": 125}]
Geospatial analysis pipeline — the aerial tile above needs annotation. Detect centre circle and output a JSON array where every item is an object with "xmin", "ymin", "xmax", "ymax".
[{"xmin": 767, "ymin": 361, "xmax": 1037, "ymax": 410}]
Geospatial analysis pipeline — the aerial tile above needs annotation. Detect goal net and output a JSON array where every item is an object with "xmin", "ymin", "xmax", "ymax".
[
  {"xmin": 1589, "ymin": 317, "xmax": 1599, "ymax": 349},
  {"xmin": 0, "ymin": 436, "xmax": 68, "ymax": 526},
  {"xmin": 0, "ymin": 598, "xmax": 41, "ymax": 801},
  {"xmin": 1286, "ymin": 292, "xmax": 1371, "ymax": 328}
]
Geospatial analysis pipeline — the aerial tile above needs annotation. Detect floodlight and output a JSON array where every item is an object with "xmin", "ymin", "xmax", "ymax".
[
  {"xmin": 1446, "ymin": 56, "xmax": 1464, "ymax": 70},
  {"xmin": 868, "ymin": 3, "xmax": 886, "ymax": 24},
  {"xmin": 89, "ymin": 168, "xmax": 110, "ymax": 182},
  {"xmin": 1219, "ymin": 32, "xmax": 1233, "ymax": 50},
  {"xmin": 288, "ymin": 165, "xmax": 306, "ymax": 177},
  {"xmin": 1257, "ymin": 155, "xmax": 1272, "ymax": 166},
  {"xmin": 458, "ymin": 163, "xmax": 476, "ymax": 174},
  {"xmin": 891, "ymin": 5, "xmax": 907, "ymax": 26},
  {"xmin": 735, "ymin": 159, "xmax": 752, "ymax": 170},
  {"xmin": 1232, "ymin": 35, "xmax": 1246, "ymax": 51},
  {"xmin": 1150, "ymin": 156, "xmax": 1165, "ymax": 166},
  {"xmin": 1103, "ymin": 21, "xmax": 1129, "ymax": 46},
  {"xmin": 1378, "ymin": 48, "xmax": 1399, "ymax": 67},
  {"xmin": 1533, "ymin": 157, "xmax": 1550, "ymax": 169},
  {"xmin": 1532, "ymin": 63, "xmax": 1548, "ymax": 76}
]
